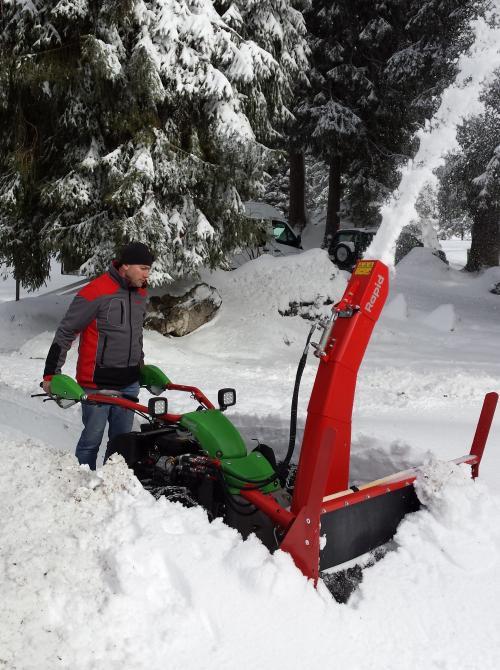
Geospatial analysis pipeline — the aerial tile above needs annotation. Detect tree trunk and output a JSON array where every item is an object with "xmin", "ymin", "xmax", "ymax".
[
  {"xmin": 324, "ymin": 157, "xmax": 342, "ymax": 248},
  {"xmin": 465, "ymin": 207, "xmax": 500, "ymax": 271},
  {"xmin": 288, "ymin": 150, "xmax": 307, "ymax": 231},
  {"xmin": 15, "ymin": 277, "xmax": 20, "ymax": 301}
]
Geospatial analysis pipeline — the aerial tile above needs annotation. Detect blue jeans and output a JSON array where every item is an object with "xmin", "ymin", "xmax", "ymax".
[{"xmin": 75, "ymin": 382, "xmax": 140, "ymax": 470}]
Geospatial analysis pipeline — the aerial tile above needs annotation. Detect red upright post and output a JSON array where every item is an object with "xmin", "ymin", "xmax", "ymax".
[
  {"xmin": 469, "ymin": 392, "xmax": 499, "ymax": 478},
  {"xmin": 280, "ymin": 428, "xmax": 336, "ymax": 584},
  {"xmin": 291, "ymin": 260, "xmax": 389, "ymax": 514}
]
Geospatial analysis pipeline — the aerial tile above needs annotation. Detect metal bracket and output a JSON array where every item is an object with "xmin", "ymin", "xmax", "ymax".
[{"xmin": 311, "ymin": 312, "xmax": 338, "ymax": 359}]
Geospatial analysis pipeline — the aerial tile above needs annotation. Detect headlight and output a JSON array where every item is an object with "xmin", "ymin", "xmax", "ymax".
[
  {"xmin": 218, "ymin": 388, "xmax": 236, "ymax": 411},
  {"xmin": 148, "ymin": 397, "xmax": 168, "ymax": 418}
]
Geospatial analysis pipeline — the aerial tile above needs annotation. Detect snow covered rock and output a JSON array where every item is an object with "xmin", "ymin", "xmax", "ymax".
[{"xmin": 145, "ymin": 284, "xmax": 222, "ymax": 337}]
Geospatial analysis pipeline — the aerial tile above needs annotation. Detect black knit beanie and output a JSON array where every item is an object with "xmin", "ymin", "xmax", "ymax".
[{"xmin": 118, "ymin": 242, "xmax": 154, "ymax": 266}]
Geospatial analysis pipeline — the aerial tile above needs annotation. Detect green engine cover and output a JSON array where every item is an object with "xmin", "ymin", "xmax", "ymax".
[
  {"xmin": 221, "ymin": 451, "xmax": 280, "ymax": 494},
  {"xmin": 50, "ymin": 374, "xmax": 86, "ymax": 401},
  {"xmin": 180, "ymin": 409, "xmax": 247, "ymax": 459},
  {"xmin": 180, "ymin": 409, "xmax": 279, "ymax": 494}
]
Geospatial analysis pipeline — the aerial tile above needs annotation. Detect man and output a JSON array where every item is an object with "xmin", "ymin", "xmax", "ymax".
[{"xmin": 43, "ymin": 242, "xmax": 154, "ymax": 469}]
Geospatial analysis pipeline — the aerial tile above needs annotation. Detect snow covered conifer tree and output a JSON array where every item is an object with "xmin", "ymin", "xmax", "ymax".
[
  {"xmin": 435, "ymin": 161, "xmax": 473, "ymax": 241},
  {"xmin": 297, "ymin": 0, "xmax": 484, "ymax": 246},
  {"xmin": 438, "ymin": 72, "xmax": 500, "ymax": 270},
  {"xmin": 220, "ymin": 0, "xmax": 311, "ymax": 230},
  {"xmin": 0, "ymin": 0, "xmax": 308, "ymax": 287}
]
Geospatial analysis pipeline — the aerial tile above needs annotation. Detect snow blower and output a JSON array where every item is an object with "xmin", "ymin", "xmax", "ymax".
[{"xmin": 34, "ymin": 259, "xmax": 498, "ymax": 592}]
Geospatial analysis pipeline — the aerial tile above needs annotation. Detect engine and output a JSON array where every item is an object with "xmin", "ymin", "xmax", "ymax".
[{"xmin": 105, "ymin": 424, "xmax": 287, "ymax": 549}]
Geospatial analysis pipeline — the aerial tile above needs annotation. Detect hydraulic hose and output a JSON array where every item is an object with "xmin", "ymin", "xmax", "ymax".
[
  {"xmin": 280, "ymin": 322, "xmax": 317, "ymax": 476},
  {"xmin": 225, "ymin": 322, "xmax": 316, "ymax": 491}
]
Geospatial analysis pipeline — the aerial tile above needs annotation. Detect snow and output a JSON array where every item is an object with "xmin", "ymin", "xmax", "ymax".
[
  {"xmin": 383, "ymin": 293, "xmax": 408, "ymax": 320},
  {"xmin": 130, "ymin": 146, "xmax": 155, "ymax": 181},
  {"xmin": 0, "ymin": 260, "xmax": 82, "ymax": 303},
  {"xmin": 418, "ymin": 303, "xmax": 456, "ymax": 332},
  {"xmin": 244, "ymin": 200, "xmax": 286, "ymax": 222},
  {"xmin": 441, "ymin": 238, "xmax": 470, "ymax": 267},
  {"xmin": 1, "ymin": 243, "xmax": 500, "ymax": 668}
]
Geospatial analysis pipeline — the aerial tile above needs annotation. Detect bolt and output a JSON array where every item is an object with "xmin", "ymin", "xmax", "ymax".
[
  {"xmin": 305, "ymin": 540, "xmax": 310, "ymax": 546},
  {"xmin": 306, "ymin": 518, "xmax": 311, "ymax": 524}
]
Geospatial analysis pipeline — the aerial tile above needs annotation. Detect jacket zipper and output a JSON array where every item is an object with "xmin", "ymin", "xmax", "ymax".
[
  {"xmin": 127, "ymin": 291, "xmax": 132, "ymax": 366},
  {"xmin": 120, "ymin": 301, "xmax": 124, "ymax": 324},
  {"xmin": 100, "ymin": 335, "xmax": 108, "ymax": 365}
]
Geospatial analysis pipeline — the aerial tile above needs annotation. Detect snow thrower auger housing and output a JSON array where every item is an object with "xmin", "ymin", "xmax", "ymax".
[{"xmin": 36, "ymin": 260, "xmax": 498, "ymax": 587}]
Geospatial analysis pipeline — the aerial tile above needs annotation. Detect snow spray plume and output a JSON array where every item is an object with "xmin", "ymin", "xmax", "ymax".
[{"xmin": 366, "ymin": 4, "xmax": 500, "ymax": 267}]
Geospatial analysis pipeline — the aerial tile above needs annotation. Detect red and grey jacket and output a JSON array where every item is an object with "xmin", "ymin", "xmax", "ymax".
[{"xmin": 44, "ymin": 263, "xmax": 148, "ymax": 389}]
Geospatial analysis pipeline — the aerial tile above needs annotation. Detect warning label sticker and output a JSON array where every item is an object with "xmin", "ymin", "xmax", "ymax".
[{"xmin": 354, "ymin": 261, "xmax": 375, "ymax": 276}]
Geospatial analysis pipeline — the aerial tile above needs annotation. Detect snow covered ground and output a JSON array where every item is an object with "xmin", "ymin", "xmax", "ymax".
[
  {"xmin": 0, "ymin": 261, "xmax": 82, "ymax": 304},
  {"xmin": 1, "ymin": 243, "xmax": 500, "ymax": 669}
]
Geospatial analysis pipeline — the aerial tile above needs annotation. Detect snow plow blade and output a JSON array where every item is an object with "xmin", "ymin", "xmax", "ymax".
[
  {"xmin": 282, "ymin": 391, "xmax": 498, "ymax": 579},
  {"xmin": 319, "ymin": 480, "xmax": 420, "ymax": 570}
]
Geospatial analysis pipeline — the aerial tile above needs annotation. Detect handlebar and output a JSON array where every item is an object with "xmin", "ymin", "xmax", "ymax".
[{"xmin": 33, "ymin": 374, "xmax": 215, "ymax": 419}]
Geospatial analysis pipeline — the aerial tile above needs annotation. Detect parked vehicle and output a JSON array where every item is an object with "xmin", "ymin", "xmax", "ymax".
[
  {"xmin": 269, "ymin": 220, "xmax": 303, "ymax": 250},
  {"xmin": 328, "ymin": 228, "xmax": 377, "ymax": 269},
  {"xmin": 244, "ymin": 201, "xmax": 302, "ymax": 251},
  {"xmin": 230, "ymin": 202, "xmax": 302, "ymax": 267}
]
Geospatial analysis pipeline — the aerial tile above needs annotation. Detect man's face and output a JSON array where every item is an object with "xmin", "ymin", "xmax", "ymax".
[{"xmin": 121, "ymin": 264, "xmax": 151, "ymax": 287}]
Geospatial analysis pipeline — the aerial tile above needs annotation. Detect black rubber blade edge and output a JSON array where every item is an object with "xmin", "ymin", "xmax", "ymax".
[{"xmin": 319, "ymin": 485, "xmax": 421, "ymax": 571}]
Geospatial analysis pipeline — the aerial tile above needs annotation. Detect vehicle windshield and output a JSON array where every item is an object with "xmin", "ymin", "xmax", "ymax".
[
  {"xmin": 335, "ymin": 232, "xmax": 356, "ymax": 243},
  {"xmin": 272, "ymin": 221, "xmax": 297, "ymax": 245}
]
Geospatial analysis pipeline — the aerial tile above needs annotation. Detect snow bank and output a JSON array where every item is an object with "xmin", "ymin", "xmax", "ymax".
[
  {"xmin": 0, "ymin": 440, "xmax": 336, "ymax": 669},
  {"xmin": 419, "ymin": 303, "xmax": 457, "ymax": 332},
  {"xmin": 0, "ymin": 294, "xmax": 71, "ymax": 354},
  {"xmin": 353, "ymin": 462, "xmax": 500, "ymax": 668},
  {"xmin": 208, "ymin": 247, "xmax": 344, "ymax": 319},
  {"xmin": 383, "ymin": 293, "xmax": 408, "ymax": 320},
  {"xmin": 3, "ymin": 440, "xmax": 500, "ymax": 669}
]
